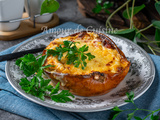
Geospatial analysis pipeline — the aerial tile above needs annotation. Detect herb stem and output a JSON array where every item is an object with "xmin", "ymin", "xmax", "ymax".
[
  {"xmin": 148, "ymin": 45, "xmax": 156, "ymax": 55},
  {"xmin": 139, "ymin": 32, "xmax": 158, "ymax": 46},
  {"xmin": 133, "ymin": 102, "xmax": 138, "ymax": 108},
  {"xmin": 126, "ymin": 3, "xmax": 130, "ymax": 19},
  {"xmin": 106, "ymin": 0, "xmax": 131, "ymax": 28},
  {"xmin": 155, "ymin": 0, "xmax": 158, "ymax": 3},
  {"xmin": 151, "ymin": 46, "xmax": 160, "ymax": 50},
  {"xmin": 153, "ymin": 109, "xmax": 160, "ymax": 113},
  {"xmin": 151, "ymin": 47, "xmax": 160, "ymax": 53},
  {"xmin": 130, "ymin": 0, "xmax": 135, "ymax": 29},
  {"xmin": 142, "ymin": 112, "xmax": 153, "ymax": 120},
  {"xmin": 139, "ymin": 33, "xmax": 150, "ymax": 42},
  {"xmin": 123, "ymin": 109, "xmax": 137, "ymax": 112},
  {"xmin": 142, "ymin": 109, "xmax": 160, "ymax": 120},
  {"xmin": 137, "ymin": 24, "xmax": 153, "ymax": 34},
  {"xmin": 36, "ymin": 54, "xmax": 43, "ymax": 59},
  {"xmin": 148, "ymin": 41, "xmax": 160, "ymax": 43},
  {"xmin": 138, "ymin": 109, "xmax": 153, "ymax": 112}
]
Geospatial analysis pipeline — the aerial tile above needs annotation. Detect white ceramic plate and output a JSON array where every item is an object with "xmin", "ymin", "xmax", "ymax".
[{"xmin": 5, "ymin": 31, "xmax": 155, "ymax": 112}]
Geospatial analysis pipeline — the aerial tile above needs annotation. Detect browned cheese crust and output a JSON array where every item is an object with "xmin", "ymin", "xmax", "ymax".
[{"xmin": 42, "ymin": 31, "xmax": 130, "ymax": 97}]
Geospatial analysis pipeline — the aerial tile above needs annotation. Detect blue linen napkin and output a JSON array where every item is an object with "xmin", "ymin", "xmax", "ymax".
[{"xmin": 0, "ymin": 22, "xmax": 160, "ymax": 120}]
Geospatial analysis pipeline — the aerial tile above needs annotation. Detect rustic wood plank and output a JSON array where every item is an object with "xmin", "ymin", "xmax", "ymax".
[
  {"xmin": 144, "ymin": 0, "xmax": 160, "ymax": 21},
  {"xmin": 77, "ymin": 0, "xmax": 156, "ymax": 34},
  {"xmin": 77, "ymin": 0, "xmax": 125, "ymax": 28}
]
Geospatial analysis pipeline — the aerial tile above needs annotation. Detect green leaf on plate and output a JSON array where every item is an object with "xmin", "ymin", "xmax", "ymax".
[
  {"xmin": 123, "ymin": 4, "xmax": 145, "ymax": 19},
  {"xmin": 155, "ymin": 1, "xmax": 160, "ymax": 15},
  {"xmin": 40, "ymin": 0, "xmax": 60, "ymax": 15},
  {"xmin": 51, "ymin": 90, "xmax": 74, "ymax": 103},
  {"xmin": 113, "ymin": 28, "xmax": 136, "ymax": 41}
]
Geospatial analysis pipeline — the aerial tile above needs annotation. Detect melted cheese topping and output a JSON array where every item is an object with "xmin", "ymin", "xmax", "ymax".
[{"xmin": 44, "ymin": 32, "xmax": 128, "ymax": 75}]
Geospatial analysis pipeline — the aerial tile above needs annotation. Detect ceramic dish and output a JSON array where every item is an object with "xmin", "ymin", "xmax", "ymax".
[{"xmin": 5, "ymin": 31, "xmax": 155, "ymax": 112}]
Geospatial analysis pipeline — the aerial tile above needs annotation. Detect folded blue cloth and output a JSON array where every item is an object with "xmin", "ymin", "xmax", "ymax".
[{"xmin": 0, "ymin": 22, "xmax": 160, "ymax": 120}]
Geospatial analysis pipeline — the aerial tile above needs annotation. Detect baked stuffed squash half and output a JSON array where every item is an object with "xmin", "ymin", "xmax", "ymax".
[{"xmin": 42, "ymin": 31, "xmax": 130, "ymax": 97}]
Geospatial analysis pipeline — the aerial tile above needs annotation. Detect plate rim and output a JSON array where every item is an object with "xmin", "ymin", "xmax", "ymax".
[{"xmin": 5, "ymin": 32, "xmax": 155, "ymax": 112}]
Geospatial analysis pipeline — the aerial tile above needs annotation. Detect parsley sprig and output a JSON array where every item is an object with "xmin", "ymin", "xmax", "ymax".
[
  {"xmin": 16, "ymin": 54, "xmax": 74, "ymax": 103},
  {"xmin": 15, "ymin": 54, "xmax": 50, "ymax": 77},
  {"xmin": 47, "ymin": 41, "xmax": 95, "ymax": 70},
  {"xmin": 109, "ymin": 91, "xmax": 160, "ymax": 120},
  {"xmin": 16, "ymin": 41, "xmax": 94, "ymax": 102}
]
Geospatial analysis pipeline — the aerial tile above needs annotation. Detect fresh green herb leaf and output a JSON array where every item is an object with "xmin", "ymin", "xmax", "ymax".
[
  {"xmin": 151, "ymin": 114, "xmax": 159, "ymax": 120},
  {"xmin": 93, "ymin": 1, "xmax": 113, "ymax": 14},
  {"xmin": 51, "ymin": 90, "xmax": 74, "ymax": 103},
  {"xmin": 155, "ymin": 28, "xmax": 160, "ymax": 47},
  {"xmin": 114, "ymin": 29, "xmax": 136, "ymax": 41},
  {"xmin": 41, "ymin": 65, "xmax": 55, "ymax": 69},
  {"xmin": 16, "ymin": 53, "xmax": 74, "ymax": 103},
  {"xmin": 96, "ymin": 0, "xmax": 102, "ymax": 4},
  {"xmin": 38, "ymin": 55, "xmax": 47, "ymax": 67},
  {"xmin": 152, "ymin": 21, "xmax": 160, "ymax": 29},
  {"xmin": 110, "ymin": 91, "xmax": 160, "ymax": 120},
  {"xmin": 19, "ymin": 78, "xmax": 30, "ymax": 86},
  {"xmin": 50, "ymin": 82, "xmax": 60, "ymax": 95},
  {"xmin": 40, "ymin": 0, "xmax": 60, "ymax": 15},
  {"xmin": 86, "ymin": 53, "xmax": 96, "ymax": 60},
  {"xmin": 155, "ymin": 1, "xmax": 160, "ymax": 15},
  {"xmin": 16, "ymin": 54, "xmax": 50, "ymax": 77},
  {"xmin": 109, "ymin": 111, "xmax": 121, "ymax": 120},
  {"xmin": 92, "ymin": 4, "xmax": 102, "ymax": 13},
  {"xmin": 104, "ymin": 9, "xmax": 111, "ymax": 15},
  {"xmin": 79, "ymin": 45, "xmax": 88, "ymax": 52},
  {"xmin": 16, "ymin": 54, "xmax": 37, "ymax": 76},
  {"xmin": 103, "ymin": 1, "xmax": 113, "ymax": 9},
  {"xmin": 19, "ymin": 61, "xmax": 38, "ymax": 77},
  {"xmin": 47, "ymin": 41, "xmax": 95, "ymax": 70},
  {"xmin": 123, "ymin": 4, "xmax": 145, "ymax": 19},
  {"xmin": 127, "ymin": 112, "xmax": 134, "ymax": 120},
  {"xmin": 19, "ymin": 74, "xmax": 74, "ymax": 102},
  {"xmin": 112, "ymin": 106, "xmax": 122, "ymax": 112},
  {"xmin": 125, "ymin": 91, "xmax": 134, "ymax": 103}
]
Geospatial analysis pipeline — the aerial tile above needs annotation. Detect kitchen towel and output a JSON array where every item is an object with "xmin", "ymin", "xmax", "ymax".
[{"xmin": 0, "ymin": 22, "xmax": 160, "ymax": 120}]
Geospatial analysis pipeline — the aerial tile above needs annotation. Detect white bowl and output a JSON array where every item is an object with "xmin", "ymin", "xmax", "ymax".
[
  {"xmin": 0, "ymin": 0, "xmax": 24, "ymax": 32},
  {"xmin": 25, "ymin": 0, "xmax": 53, "ymax": 23}
]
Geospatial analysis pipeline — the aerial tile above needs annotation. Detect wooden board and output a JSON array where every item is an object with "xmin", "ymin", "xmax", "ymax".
[{"xmin": 0, "ymin": 13, "xmax": 59, "ymax": 41}]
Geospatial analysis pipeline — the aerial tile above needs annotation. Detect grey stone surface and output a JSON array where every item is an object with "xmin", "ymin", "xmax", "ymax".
[
  {"xmin": 0, "ymin": 0, "xmax": 156, "ymax": 120},
  {"xmin": 0, "ymin": 109, "xmax": 29, "ymax": 120}
]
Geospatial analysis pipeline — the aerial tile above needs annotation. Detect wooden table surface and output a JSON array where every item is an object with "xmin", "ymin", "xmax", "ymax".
[{"xmin": 0, "ymin": 0, "xmax": 156, "ymax": 120}]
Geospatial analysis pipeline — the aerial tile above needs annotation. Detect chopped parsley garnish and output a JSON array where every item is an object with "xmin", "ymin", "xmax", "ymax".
[
  {"xmin": 16, "ymin": 53, "xmax": 74, "ymax": 103},
  {"xmin": 16, "ymin": 40, "xmax": 95, "ymax": 103},
  {"xmin": 47, "ymin": 40, "xmax": 95, "ymax": 70}
]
